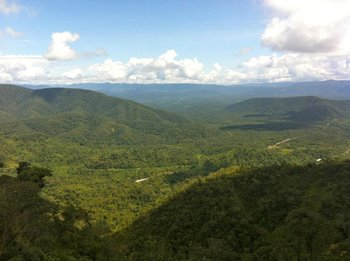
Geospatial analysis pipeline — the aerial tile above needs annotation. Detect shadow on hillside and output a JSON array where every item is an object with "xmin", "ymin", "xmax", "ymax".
[
  {"xmin": 105, "ymin": 160, "xmax": 350, "ymax": 260},
  {"xmin": 221, "ymin": 121, "xmax": 309, "ymax": 131},
  {"xmin": 242, "ymin": 113, "xmax": 274, "ymax": 118},
  {"xmin": 165, "ymin": 166, "xmax": 214, "ymax": 185}
]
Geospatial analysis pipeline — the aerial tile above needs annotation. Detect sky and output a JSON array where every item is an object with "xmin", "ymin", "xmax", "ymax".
[{"xmin": 0, "ymin": 0, "xmax": 350, "ymax": 84}]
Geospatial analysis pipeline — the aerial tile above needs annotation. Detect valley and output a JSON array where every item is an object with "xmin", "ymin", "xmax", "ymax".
[
  {"xmin": 2, "ymin": 1, "xmax": 350, "ymax": 259},
  {"xmin": 1, "ymin": 83, "xmax": 350, "ymax": 260}
]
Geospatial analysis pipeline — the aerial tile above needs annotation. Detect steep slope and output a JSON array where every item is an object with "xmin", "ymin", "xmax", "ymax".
[
  {"xmin": 0, "ymin": 85, "xmax": 208, "ymax": 144},
  {"xmin": 225, "ymin": 96, "xmax": 350, "ymax": 122},
  {"xmin": 109, "ymin": 161, "xmax": 350, "ymax": 260}
]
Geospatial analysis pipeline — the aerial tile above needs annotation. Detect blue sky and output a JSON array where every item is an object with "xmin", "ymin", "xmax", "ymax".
[{"xmin": 0, "ymin": 0, "xmax": 350, "ymax": 84}]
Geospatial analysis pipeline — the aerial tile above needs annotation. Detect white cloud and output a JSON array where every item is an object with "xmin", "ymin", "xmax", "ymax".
[
  {"xmin": 0, "ymin": 27, "xmax": 21, "ymax": 38},
  {"xmin": 86, "ymin": 50, "xmax": 204, "ymax": 83},
  {"xmin": 0, "ymin": 0, "xmax": 20, "ymax": 14},
  {"xmin": 234, "ymin": 0, "xmax": 350, "ymax": 83},
  {"xmin": 202, "ymin": 63, "xmax": 222, "ymax": 82},
  {"xmin": 0, "ymin": 55, "xmax": 48, "ymax": 82},
  {"xmin": 262, "ymin": 0, "xmax": 350, "ymax": 55},
  {"xmin": 0, "ymin": 20, "xmax": 349, "ymax": 85},
  {"xmin": 224, "ymin": 53, "xmax": 350, "ymax": 83},
  {"xmin": 88, "ymin": 59, "xmax": 127, "ymax": 81},
  {"xmin": 1, "ymin": 50, "xmax": 349, "ymax": 85},
  {"xmin": 63, "ymin": 68, "xmax": 83, "ymax": 79},
  {"xmin": 46, "ymin": 31, "xmax": 80, "ymax": 61}
]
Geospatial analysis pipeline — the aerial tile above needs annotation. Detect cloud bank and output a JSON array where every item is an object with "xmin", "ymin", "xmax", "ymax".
[{"xmin": 1, "ymin": 0, "xmax": 350, "ymax": 85}]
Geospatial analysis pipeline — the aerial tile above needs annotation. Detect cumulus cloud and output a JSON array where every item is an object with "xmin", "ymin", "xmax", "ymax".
[
  {"xmin": 1, "ymin": 17, "xmax": 349, "ymax": 85},
  {"xmin": 87, "ymin": 50, "xmax": 204, "ymax": 83},
  {"xmin": 0, "ymin": 0, "xmax": 20, "ymax": 14},
  {"xmin": 262, "ymin": 0, "xmax": 350, "ymax": 55},
  {"xmin": 211, "ymin": 0, "xmax": 350, "ymax": 84},
  {"xmin": 224, "ymin": 53, "xmax": 350, "ymax": 83},
  {"xmin": 62, "ymin": 68, "xmax": 83, "ymax": 79},
  {"xmin": 0, "ymin": 50, "xmax": 211, "ymax": 84},
  {"xmin": 1, "ymin": 50, "xmax": 349, "ymax": 85},
  {"xmin": 88, "ymin": 59, "xmax": 127, "ymax": 81},
  {"xmin": 0, "ymin": 55, "xmax": 48, "ymax": 82},
  {"xmin": 46, "ymin": 31, "xmax": 80, "ymax": 61}
]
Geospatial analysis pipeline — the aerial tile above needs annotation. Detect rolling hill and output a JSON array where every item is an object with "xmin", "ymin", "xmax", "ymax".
[
  {"xmin": 0, "ymin": 84, "xmax": 209, "ymax": 145},
  {"xmin": 225, "ymin": 96, "xmax": 350, "ymax": 123}
]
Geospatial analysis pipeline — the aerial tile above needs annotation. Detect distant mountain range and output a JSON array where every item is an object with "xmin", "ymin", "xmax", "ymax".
[
  {"xmin": 27, "ymin": 80, "xmax": 350, "ymax": 103},
  {"xmin": 0, "ymin": 84, "xmax": 208, "ymax": 145}
]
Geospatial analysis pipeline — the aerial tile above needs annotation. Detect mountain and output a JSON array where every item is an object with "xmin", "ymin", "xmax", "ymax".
[
  {"xmin": 109, "ymin": 161, "xmax": 350, "ymax": 260},
  {"xmin": 27, "ymin": 80, "xmax": 350, "ymax": 104},
  {"xmin": 225, "ymin": 96, "xmax": 350, "ymax": 123},
  {"xmin": 0, "ymin": 84, "xmax": 209, "ymax": 145}
]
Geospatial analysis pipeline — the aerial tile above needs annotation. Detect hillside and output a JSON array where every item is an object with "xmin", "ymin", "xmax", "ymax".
[
  {"xmin": 0, "ymin": 84, "xmax": 209, "ymax": 145},
  {"xmin": 225, "ymin": 96, "xmax": 350, "ymax": 123},
  {"xmin": 109, "ymin": 161, "xmax": 350, "ymax": 260}
]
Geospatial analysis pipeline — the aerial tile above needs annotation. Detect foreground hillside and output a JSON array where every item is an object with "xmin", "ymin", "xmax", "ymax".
[
  {"xmin": 110, "ymin": 161, "xmax": 350, "ymax": 260},
  {"xmin": 2, "ymin": 160, "xmax": 349, "ymax": 260}
]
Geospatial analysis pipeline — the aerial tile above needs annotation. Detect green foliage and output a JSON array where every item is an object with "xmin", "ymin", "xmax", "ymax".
[
  {"xmin": 110, "ymin": 161, "xmax": 350, "ymax": 260},
  {"xmin": 0, "ymin": 165, "xmax": 114, "ymax": 260},
  {"xmin": 17, "ymin": 162, "xmax": 52, "ymax": 188},
  {"xmin": 2, "ymin": 84, "xmax": 350, "ymax": 259},
  {"xmin": 226, "ymin": 96, "xmax": 350, "ymax": 117},
  {"xmin": 0, "ymin": 85, "xmax": 211, "ymax": 145}
]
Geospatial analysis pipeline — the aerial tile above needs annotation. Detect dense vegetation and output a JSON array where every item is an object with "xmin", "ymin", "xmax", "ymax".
[
  {"xmin": 225, "ymin": 96, "xmax": 350, "ymax": 123},
  {"xmin": 0, "ymin": 163, "xmax": 112, "ymax": 260},
  {"xmin": 111, "ymin": 161, "xmax": 350, "ymax": 260},
  {"xmin": 1, "ymin": 84, "xmax": 350, "ymax": 260},
  {"xmin": 2, "ymin": 160, "xmax": 350, "ymax": 260},
  {"xmin": 0, "ymin": 84, "xmax": 209, "ymax": 146}
]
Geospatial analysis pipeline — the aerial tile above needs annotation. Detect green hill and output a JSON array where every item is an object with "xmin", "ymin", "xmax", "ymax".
[
  {"xmin": 110, "ymin": 161, "xmax": 350, "ymax": 260},
  {"xmin": 225, "ymin": 96, "xmax": 350, "ymax": 122},
  {"xmin": 0, "ymin": 85, "xmax": 209, "ymax": 145}
]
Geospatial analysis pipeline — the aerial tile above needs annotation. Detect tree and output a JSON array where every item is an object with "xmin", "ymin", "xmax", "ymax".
[
  {"xmin": 16, "ymin": 162, "xmax": 52, "ymax": 188},
  {"xmin": 273, "ymin": 208, "xmax": 337, "ymax": 261}
]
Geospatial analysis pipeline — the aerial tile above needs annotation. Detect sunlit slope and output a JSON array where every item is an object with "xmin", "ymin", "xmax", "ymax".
[{"xmin": 0, "ymin": 85, "xmax": 209, "ymax": 144}]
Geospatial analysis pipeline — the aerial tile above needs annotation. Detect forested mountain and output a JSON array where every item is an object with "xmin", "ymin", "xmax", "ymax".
[
  {"xmin": 2, "ymin": 159, "xmax": 350, "ymax": 260},
  {"xmin": 110, "ymin": 161, "xmax": 350, "ymax": 260},
  {"xmin": 2, "ymin": 84, "xmax": 350, "ymax": 260},
  {"xmin": 0, "ymin": 84, "xmax": 208, "ymax": 145},
  {"xmin": 225, "ymin": 96, "xmax": 350, "ymax": 123}
]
